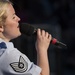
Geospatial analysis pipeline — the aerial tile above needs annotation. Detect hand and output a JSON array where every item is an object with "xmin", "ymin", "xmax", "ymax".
[{"xmin": 35, "ymin": 29, "xmax": 52, "ymax": 53}]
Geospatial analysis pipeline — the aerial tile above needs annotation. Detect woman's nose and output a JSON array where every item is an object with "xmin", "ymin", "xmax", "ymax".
[
  {"xmin": 16, "ymin": 15, "xmax": 20, "ymax": 21},
  {"xmin": 17, "ymin": 16, "xmax": 20, "ymax": 21}
]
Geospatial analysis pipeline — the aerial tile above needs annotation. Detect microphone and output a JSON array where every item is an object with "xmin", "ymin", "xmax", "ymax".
[{"xmin": 19, "ymin": 23, "xmax": 67, "ymax": 49}]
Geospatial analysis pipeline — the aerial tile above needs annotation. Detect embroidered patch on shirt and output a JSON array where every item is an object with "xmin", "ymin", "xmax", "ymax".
[
  {"xmin": 0, "ymin": 42, "xmax": 7, "ymax": 57},
  {"xmin": 0, "ymin": 42, "xmax": 7, "ymax": 49},
  {"xmin": 10, "ymin": 56, "xmax": 28, "ymax": 73}
]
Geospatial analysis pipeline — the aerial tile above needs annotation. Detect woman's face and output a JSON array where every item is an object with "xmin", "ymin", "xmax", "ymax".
[{"xmin": 3, "ymin": 4, "xmax": 21, "ymax": 41}]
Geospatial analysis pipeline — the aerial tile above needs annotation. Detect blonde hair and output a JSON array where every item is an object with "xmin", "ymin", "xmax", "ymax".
[
  {"xmin": 0, "ymin": 0, "xmax": 12, "ymax": 39},
  {"xmin": 0, "ymin": 0, "xmax": 12, "ymax": 26}
]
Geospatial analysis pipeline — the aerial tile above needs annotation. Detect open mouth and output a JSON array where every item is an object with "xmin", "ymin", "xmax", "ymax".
[
  {"xmin": 17, "ymin": 26, "xmax": 19, "ymax": 28},
  {"xmin": 17, "ymin": 24, "xmax": 19, "ymax": 28}
]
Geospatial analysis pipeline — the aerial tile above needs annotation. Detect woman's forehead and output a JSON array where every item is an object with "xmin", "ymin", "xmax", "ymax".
[{"xmin": 5, "ymin": 4, "xmax": 15, "ymax": 16}]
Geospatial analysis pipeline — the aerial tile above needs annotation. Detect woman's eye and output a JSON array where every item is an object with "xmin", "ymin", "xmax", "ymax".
[{"xmin": 12, "ymin": 16, "xmax": 15, "ymax": 19}]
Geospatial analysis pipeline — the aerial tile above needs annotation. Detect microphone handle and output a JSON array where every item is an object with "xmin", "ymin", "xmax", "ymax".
[{"xmin": 51, "ymin": 38, "xmax": 67, "ymax": 49}]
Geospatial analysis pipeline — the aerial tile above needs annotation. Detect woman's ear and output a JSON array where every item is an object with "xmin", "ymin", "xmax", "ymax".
[{"xmin": 0, "ymin": 26, "xmax": 4, "ymax": 32}]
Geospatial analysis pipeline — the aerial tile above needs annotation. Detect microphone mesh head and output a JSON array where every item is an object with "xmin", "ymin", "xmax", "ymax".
[{"xmin": 19, "ymin": 23, "xmax": 35, "ymax": 36}]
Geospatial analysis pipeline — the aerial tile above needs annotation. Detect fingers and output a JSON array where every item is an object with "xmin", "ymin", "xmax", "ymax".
[
  {"xmin": 37, "ymin": 28, "xmax": 52, "ymax": 39},
  {"xmin": 36, "ymin": 29, "xmax": 52, "ymax": 52},
  {"xmin": 37, "ymin": 29, "xmax": 41, "ymax": 36}
]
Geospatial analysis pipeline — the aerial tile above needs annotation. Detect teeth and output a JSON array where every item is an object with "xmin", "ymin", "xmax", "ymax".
[
  {"xmin": 17, "ymin": 25, "xmax": 19, "ymax": 27},
  {"xmin": 17, "ymin": 24, "xmax": 19, "ymax": 28}
]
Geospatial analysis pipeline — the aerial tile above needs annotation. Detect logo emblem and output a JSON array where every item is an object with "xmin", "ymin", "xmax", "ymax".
[
  {"xmin": 10, "ymin": 56, "xmax": 28, "ymax": 73},
  {"xmin": 0, "ymin": 42, "xmax": 7, "ymax": 49},
  {"xmin": 0, "ymin": 42, "xmax": 7, "ymax": 57}
]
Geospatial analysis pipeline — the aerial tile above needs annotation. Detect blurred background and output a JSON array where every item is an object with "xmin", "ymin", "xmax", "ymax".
[{"xmin": 10, "ymin": 0, "xmax": 75, "ymax": 75}]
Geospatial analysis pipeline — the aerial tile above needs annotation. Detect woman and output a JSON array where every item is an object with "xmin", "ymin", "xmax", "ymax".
[{"xmin": 0, "ymin": 0, "xmax": 52, "ymax": 75}]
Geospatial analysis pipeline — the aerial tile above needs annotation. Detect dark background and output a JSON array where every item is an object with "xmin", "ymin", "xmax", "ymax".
[{"xmin": 10, "ymin": 0, "xmax": 75, "ymax": 75}]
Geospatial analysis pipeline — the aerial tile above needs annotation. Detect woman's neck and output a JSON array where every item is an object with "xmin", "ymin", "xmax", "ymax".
[{"xmin": 0, "ymin": 33, "xmax": 9, "ymax": 42}]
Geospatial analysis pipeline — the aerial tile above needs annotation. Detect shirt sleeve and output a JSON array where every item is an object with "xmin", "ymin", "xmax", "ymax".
[{"xmin": 0, "ymin": 43, "xmax": 41, "ymax": 75}]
